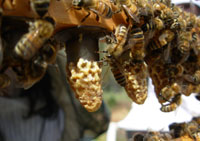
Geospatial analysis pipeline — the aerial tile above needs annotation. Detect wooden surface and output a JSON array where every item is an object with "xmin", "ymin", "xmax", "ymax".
[{"xmin": 1, "ymin": 0, "xmax": 129, "ymax": 32}]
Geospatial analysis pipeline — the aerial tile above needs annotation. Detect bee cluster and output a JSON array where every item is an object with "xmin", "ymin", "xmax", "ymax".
[
  {"xmin": 1, "ymin": 0, "xmax": 200, "ymax": 114},
  {"xmin": 131, "ymin": 116, "xmax": 200, "ymax": 140}
]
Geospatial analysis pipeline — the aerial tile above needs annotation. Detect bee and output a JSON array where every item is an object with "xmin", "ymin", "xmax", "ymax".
[
  {"xmin": 160, "ymin": 93, "xmax": 182, "ymax": 112},
  {"xmin": 177, "ymin": 31, "xmax": 193, "ymax": 63},
  {"xmin": 169, "ymin": 122, "xmax": 186, "ymax": 138},
  {"xmin": 127, "ymin": 27, "xmax": 145, "ymax": 62},
  {"xmin": 185, "ymin": 121, "xmax": 200, "ymax": 140},
  {"xmin": 115, "ymin": 0, "xmax": 139, "ymax": 23},
  {"xmin": 14, "ymin": 19, "xmax": 54, "ymax": 60},
  {"xmin": 132, "ymin": 132, "xmax": 145, "ymax": 141},
  {"xmin": 144, "ymin": 131, "xmax": 165, "ymax": 141},
  {"xmin": 30, "ymin": 0, "xmax": 50, "ymax": 17},
  {"xmin": 184, "ymin": 70, "xmax": 200, "ymax": 85},
  {"xmin": 154, "ymin": 17, "xmax": 165, "ymax": 31},
  {"xmin": 12, "ymin": 55, "xmax": 48, "ymax": 89},
  {"xmin": 134, "ymin": 0, "xmax": 150, "ymax": 16},
  {"xmin": 70, "ymin": 0, "xmax": 113, "ymax": 22},
  {"xmin": 104, "ymin": 25, "xmax": 129, "ymax": 86}
]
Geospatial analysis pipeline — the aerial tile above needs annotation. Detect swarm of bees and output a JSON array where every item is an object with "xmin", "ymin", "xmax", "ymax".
[
  {"xmin": 1, "ymin": 0, "xmax": 200, "ymax": 114},
  {"xmin": 131, "ymin": 116, "xmax": 200, "ymax": 141}
]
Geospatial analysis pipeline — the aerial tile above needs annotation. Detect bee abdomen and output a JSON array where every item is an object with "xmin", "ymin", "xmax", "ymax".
[
  {"xmin": 97, "ymin": 1, "xmax": 113, "ymax": 18},
  {"xmin": 110, "ymin": 60, "xmax": 126, "ymax": 86},
  {"xmin": 31, "ymin": 0, "xmax": 50, "ymax": 17},
  {"xmin": 149, "ymin": 39, "xmax": 161, "ymax": 50},
  {"xmin": 141, "ymin": 23, "xmax": 155, "ymax": 32}
]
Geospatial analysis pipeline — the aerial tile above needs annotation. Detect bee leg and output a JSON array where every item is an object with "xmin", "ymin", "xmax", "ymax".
[{"xmin": 81, "ymin": 12, "xmax": 91, "ymax": 23}]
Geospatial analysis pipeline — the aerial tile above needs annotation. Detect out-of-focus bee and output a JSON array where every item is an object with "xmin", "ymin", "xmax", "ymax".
[
  {"xmin": 177, "ymin": 31, "xmax": 192, "ymax": 63},
  {"xmin": 144, "ymin": 131, "xmax": 165, "ymax": 141},
  {"xmin": 169, "ymin": 122, "xmax": 186, "ymax": 138},
  {"xmin": 160, "ymin": 0, "xmax": 171, "ymax": 6},
  {"xmin": 69, "ymin": 0, "xmax": 113, "ymax": 22},
  {"xmin": 184, "ymin": 12, "xmax": 197, "ymax": 30},
  {"xmin": 134, "ymin": 0, "xmax": 153, "ymax": 17},
  {"xmin": 115, "ymin": 0, "xmax": 139, "ymax": 23},
  {"xmin": 127, "ymin": 27, "xmax": 145, "ymax": 62},
  {"xmin": 13, "ymin": 56, "xmax": 48, "ymax": 89},
  {"xmin": 14, "ymin": 19, "xmax": 54, "ymax": 60},
  {"xmin": 184, "ymin": 70, "xmax": 200, "ymax": 85},
  {"xmin": 160, "ymin": 93, "xmax": 182, "ymax": 112},
  {"xmin": 185, "ymin": 121, "xmax": 200, "ymax": 140},
  {"xmin": 30, "ymin": 0, "xmax": 50, "ymax": 17},
  {"xmin": 154, "ymin": 17, "xmax": 165, "ymax": 31},
  {"xmin": 132, "ymin": 132, "xmax": 145, "ymax": 141}
]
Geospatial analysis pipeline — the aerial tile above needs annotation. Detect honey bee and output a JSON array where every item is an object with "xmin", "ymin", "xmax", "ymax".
[
  {"xmin": 169, "ymin": 122, "xmax": 185, "ymax": 138},
  {"xmin": 30, "ymin": 0, "xmax": 50, "ymax": 17},
  {"xmin": 144, "ymin": 131, "xmax": 165, "ymax": 141},
  {"xmin": 160, "ymin": 93, "xmax": 182, "ymax": 112},
  {"xmin": 185, "ymin": 121, "xmax": 200, "ymax": 140},
  {"xmin": 13, "ymin": 56, "xmax": 48, "ymax": 89},
  {"xmin": 115, "ymin": 0, "xmax": 139, "ymax": 23},
  {"xmin": 177, "ymin": 31, "xmax": 192, "ymax": 63},
  {"xmin": 154, "ymin": 17, "xmax": 165, "ymax": 31},
  {"xmin": 133, "ymin": 0, "xmax": 149, "ymax": 16},
  {"xmin": 14, "ymin": 19, "xmax": 54, "ymax": 60},
  {"xmin": 127, "ymin": 27, "xmax": 145, "ymax": 62},
  {"xmin": 70, "ymin": 0, "xmax": 113, "ymax": 22},
  {"xmin": 132, "ymin": 132, "xmax": 145, "ymax": 141},
  {"xmin": 101, "ymin": 25, "xmax": 128, "ymax": 87}
]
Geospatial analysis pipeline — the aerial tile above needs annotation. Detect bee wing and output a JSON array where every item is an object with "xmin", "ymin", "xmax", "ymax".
[
  {"xmin": 183, "ymin": 74, "xmax": 196, "ymax": 84},
  {"xmin": 163, "ymin": 43, "xmax": 171, "ymax": 62},
  {"xmin": 123, "ymin": 39, "xmax": 136, "ymax": 53},
  {"xmin": 122, "ymin": 5, "xmax": 140, "ymax": 23},
  {"xmin": 101, "ymin": 64, "xmax": 111, "ymax": 89}
]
